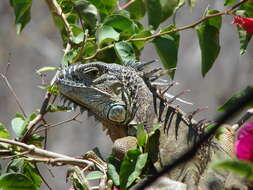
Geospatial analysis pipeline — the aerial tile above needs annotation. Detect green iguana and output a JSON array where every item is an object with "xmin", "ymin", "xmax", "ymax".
[{"xmin": 55, "ymin": 61, "xmax": 247, "ymax": 190}]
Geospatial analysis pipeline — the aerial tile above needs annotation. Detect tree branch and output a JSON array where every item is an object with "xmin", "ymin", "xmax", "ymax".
[
  {"xmin": 0, "ymin": 138, "xmax": 94, "ymax": 168},
  {"xmin": 80, "ymin": 0, "xmax": 247, "ymax": 62},
  {"xmin": 118, "ymin": 0, "xmax": 138, "ymax": 11},
  {"xmin": 34, "ymin": 113, "xmax": 81, "ymax": 134},
  {"xmin": 21, "ymin": 0, "xmax": 75, "ymax": 142},
  {"xmin": 45, "ymin": 0, "xmax": 73, "ymax": 39},
  {"xmin": 232, "ymin": 108, "xmax": 253, "ymax": 131},
  {"xmin": 0, "ymin": 73, "xmax": 27, "ymax": 117}
]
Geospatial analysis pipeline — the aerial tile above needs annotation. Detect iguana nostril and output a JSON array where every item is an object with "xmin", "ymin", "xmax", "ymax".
[{"xmin": 108, "ymin": 105, "xmax": 126, "ymax": 123}]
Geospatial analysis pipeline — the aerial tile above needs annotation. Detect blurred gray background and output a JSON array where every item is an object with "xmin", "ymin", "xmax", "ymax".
[{"xmin": 0, "ymin": 0, "xmax": 252, "ymax": 189}]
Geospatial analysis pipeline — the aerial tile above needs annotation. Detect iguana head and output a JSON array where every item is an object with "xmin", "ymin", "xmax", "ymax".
[{"xmin": 56, "ymin": 62, "xmax": 154, "ymax": 138}]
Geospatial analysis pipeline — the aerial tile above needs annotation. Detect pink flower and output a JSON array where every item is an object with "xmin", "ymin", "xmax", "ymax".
[
  {"xmin": 231, "ymin": 16, "xmax": 253, "ymax": 34},
  {"xmin": 235, "ymin": 122, "xmax": 253, "ymax": 162}
]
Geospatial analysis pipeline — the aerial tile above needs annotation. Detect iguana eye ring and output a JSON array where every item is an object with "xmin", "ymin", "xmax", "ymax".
[{"xmin": 107, "ymin": 105, "xmax": 126, "ymax": 123}]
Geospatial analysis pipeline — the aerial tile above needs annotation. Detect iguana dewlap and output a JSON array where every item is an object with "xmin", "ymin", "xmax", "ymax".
[{"xmin": 56, "ymin": 61, "xmax": 247, "ymax": 190}]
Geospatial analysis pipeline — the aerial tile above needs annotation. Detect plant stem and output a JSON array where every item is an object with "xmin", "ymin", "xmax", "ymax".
[
  {"xmin": 118, "ymin": 0, "xmax": 138, "ymax": 11},
  {"xmin": 81, "ymin": 0, "xmax": 247, "ymax": 61},
  {"xmin": 0, "ymin": 138, "xmax": 94, "ymax": 167},
  {"xmin": 45, "ymin": 0, "xmax": 73, "ymax": 39},
  {"xmin": 22, "ymin": 0, "xmax": 75, "ymax": 142}
]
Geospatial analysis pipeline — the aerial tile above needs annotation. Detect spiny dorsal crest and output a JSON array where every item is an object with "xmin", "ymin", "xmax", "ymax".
[{"xmin": 125, "ymin": 60, "xmax": 212, "ymax": 141}]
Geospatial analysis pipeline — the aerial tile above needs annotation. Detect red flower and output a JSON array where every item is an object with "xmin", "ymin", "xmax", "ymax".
[
  {"xmin": 231, "ymin": 16, "xmax": 253, "ymax": 34},
  {"xmin": 235, "ymin": 122, "xmax": 253, "ymax": 162}
]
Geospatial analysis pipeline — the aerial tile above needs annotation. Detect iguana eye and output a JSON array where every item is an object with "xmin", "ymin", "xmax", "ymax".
[
  {"xmin": 107, "ymin": 105, "xmax": 126, "ymax": 123},
  {"xmin": 82, "ymin": 67, "xmax": 99, "ymax": 79}
]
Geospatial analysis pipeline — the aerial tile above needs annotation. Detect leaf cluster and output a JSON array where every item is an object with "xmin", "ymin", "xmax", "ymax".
[{"xmin": 10, "ymin": 0, "xmax": 253, "ymax": 78}]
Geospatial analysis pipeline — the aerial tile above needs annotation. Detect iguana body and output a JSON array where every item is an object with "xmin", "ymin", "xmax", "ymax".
[{"xmin": 56, "ymin": 61, "xmax": 246, "ymax": 190}]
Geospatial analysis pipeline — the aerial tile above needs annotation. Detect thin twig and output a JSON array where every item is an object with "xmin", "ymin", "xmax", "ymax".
[
  {"xmin": 21, "ymin": 0, "xmax": 76, "ymax": 141},
  {"xmin": 74, "ymin": 4, "xmax": 89, "ymax": 60},
  {"xmin": 34, "ymin": 163, "xmax": 54, "ymax": 190},
  {"xmin": 118, "ymin": 0, "xmax": 138, "ymax": 11},
  {"xmin": 80, "ymin": 44, "xmax": 114, "ymax": 61},
  {"xmin": 42, "ymin": 119, "xmax": 48, "ymax": 149},
  {"xmin": 231, "ymin": 108, "xmax": 253, "ymax": 131},
  {"xmin": 0, "ymin": 138, "xmax": 94, "ymax": 168},
  {"xmin": 0, "ymin": 73, "xmax": 27, "ymax": 117},
  {"xmin": 45, "ymin": 0, "xmax": 73, "ymax": 39},
  {"xmin": 80, "ymin": 0, "xmax": 247, "ymax": 62},
  {"xmin": 5, "ymin": 53, "xmax": 11, "ymax": 76},
  {"xmin": 35, "ymin": 113, "xmax": 81, "ymax": 133},
  {"xmin": 1, "ymin": 150, "xmax": 31, "ymax": 159}
]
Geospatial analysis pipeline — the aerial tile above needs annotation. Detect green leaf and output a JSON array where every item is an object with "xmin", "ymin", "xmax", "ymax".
[
  {"xmin": 136, "ymin": 123, "xmax": 147, "ymax": 147},
  {"xmin": 7, "ymin": 158, "xmax": 42, "ymax": 189},
  {"xmin": 0, "ymin": 173, "xmax": 36, "ymax": 190},
  {"xmin": 74, "ymin": 1, "xmax": 98, "ymax": 30},
  {"xmin": 0, "ymin": 123, "xmax": 10, "ymax": 139},
  {"xmin": 218, "ymin": 86, "xmax": 253, "ymax": 112},
  {"xmin": 103, "ymin": 14, "xmax": 138, "ymax": 35},
  {"xmin": 145, "ymin": 0, "xmax": 162, "ymax": 29},
  {"xmin": 23, "ymin": 164, "xmax": 42, "ymax": 188},
  {"xmin": 7, "ymin": 158, "xmax": 25, "ymax": 172},
  {"xmin": 97, "ymin": 25, "xmax": 120, "ymax": 46},
  {"xmin": 241, "ymin": 1, "xmax": 253, "ymax": 18},
  {"xmin": 15, "ymin": 113, "xmax": 25, "ymax": 120},
  {"xmin": 120, "ymin": 150, "xmax": 148, "ymax": 189},
  {"xmin": 107, "ymin": 156, "xmax": 121, "ymax": 173},
  {"xmin": 239, "ymin": 29, "xmax": 253, "ymax": 50},
  {"xmin": 238, "ymin": 28, "xmax": 252, "ymax": 55},
  {"xmin": 62, "ymin": 48, "xmax": 80, "ymax": 66},
  {"xmin": 160, "ymin": 0, "xmax": 180, "ymax": 22},
  {"xmin": 126, "ymin": 0, "xmax": 146, "ymax": 20},
  {"xmin": 28, "ymin": 113, "xmax": 37, "ymax": 122},
  {"xmin": 146, "ymin": 0, "xmax": 180, "ymax": 29},
  {"xmin": 153, "ymin": 25, "xmax": 180, "ymax": 79},
  {"xmin": 9, "ymin": 0, "xmax": 32, "ymax": 34},
  {"xmin": 26, "ymin": 134, "xmax": 45, "ymax": 148},
  {"xmin": 224, "ymin": 0, "xmax": 237, "ymax": 6},
  {"xmin": 87, "ymin": 0, "xmax": 117, "ymax": 20},
  {"xmin": 114, "ymin": 42, "xmax": 136, "ymax": 64},
  {"xmin": 213, "ymin": 160, "xmax": 253, "ymax": 181},
  {"xmin": 131, "ymin": 30, "xmax": 152, "ymax": 50},
  {"xmin": 196, "ymin": 10, "xmax": 221, "ymax": 77},
  {"xmin": 71, "ymin": 25, "xmax": 85, "ymax": 44},
  {"xmin": 39, "ymin": 85, "xmax": 60, "ymax": 95},
  {"xmin": 107, "ymin": 163, "xmax": 120, "ymax": 186},
  {"xmin": 11, "ymin": 117, "xmax": 26, "ymax": 137},
  {"xmin": 36, "ymin": 67, "xmax": 58, "ymax": 74},
  {"xmin": 146, "ymin": 128, "xmax": 160, "ymax": 162},
  {"xmin": 235, "ymin": 10, "xmax": 252, "ymax": 55},
  {"xmin": 48, "ymin": 105, "xmax": 73, "ymax": 112},
  {"xmin": 83, "ymin": 41, "xmax": 96, "ymax": 57},
  {"xmin": 86, "ymin": 171, "xmax": 104, "ymax": 180}
]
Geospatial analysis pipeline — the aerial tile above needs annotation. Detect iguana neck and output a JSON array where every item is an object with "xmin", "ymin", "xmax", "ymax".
[{"xmin": 132, "ymin": 81, "xmax": 156, "ymax": 132}]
